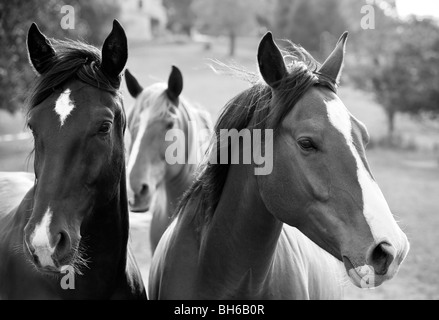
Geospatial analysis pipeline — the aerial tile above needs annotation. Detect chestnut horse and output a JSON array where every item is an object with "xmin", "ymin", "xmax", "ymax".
[{"xmin": 149, "ymin": 32, "xmax": 410, "ymax": 299}]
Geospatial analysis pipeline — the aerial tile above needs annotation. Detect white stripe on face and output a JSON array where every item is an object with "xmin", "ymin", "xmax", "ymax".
[
  {"xmin": 326, "ymin": 98, "xmax": 406, "ymax": 247},
  {"xmin": 127, "ymin": 109, "xmax": 150, "ymax": 175},
  {"xmin": 30, "ymin": 207, "xmax": 56, "ymax": 267},
  {"xmin": 54, "ymin": 89, "xmax": 75, "ymax": 126}
]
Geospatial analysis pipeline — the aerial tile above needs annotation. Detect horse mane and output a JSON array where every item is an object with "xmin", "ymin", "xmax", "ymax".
[
  {"xmin": 175, "ymin": 42, "xmax": 337, "ymax": 230},
  {"xmin": 26, "ymin": 39, "xmax": 121, "ymax": 114}
]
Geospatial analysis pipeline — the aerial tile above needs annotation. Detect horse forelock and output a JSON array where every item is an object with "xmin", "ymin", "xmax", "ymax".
[
  {"xmin": 26, "ymin": 39, "xmax": 121, "ymax": 121},
  {"xmin": 128, "ymin": 83, "xmax": 173, "ymax": 136}
]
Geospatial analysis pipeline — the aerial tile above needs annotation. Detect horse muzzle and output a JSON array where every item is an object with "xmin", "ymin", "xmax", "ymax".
[
  {"xmin": 342, "ymin": 238, "xmax": 410, "ymax": 288},
  {"xmin": 129, "ymin": 193, "xmax": 152, "ymax": 213},
  {"xmin": 24, "ymin": 223, "xmax": 81, "ymax": 274}
]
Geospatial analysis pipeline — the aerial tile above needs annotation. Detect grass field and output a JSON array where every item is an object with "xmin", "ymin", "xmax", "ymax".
[{"xmin": 1, "ymin": 36, "xmax": 438, "ymax": 300}]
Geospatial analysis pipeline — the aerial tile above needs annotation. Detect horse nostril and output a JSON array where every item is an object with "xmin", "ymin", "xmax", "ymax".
[
  {"xmin": 53, "ymin": 231, "xmax": 72, "ymax": 263},
  {"xmin": 140, "ymin": 184, "xmax": 149, "ymax": 196},
  {"xmin": 368, "ymin": 242, "xmax": 396, "ymax": 276},
  {"xmin": 31, "ymin": 254, "xmax": 41, "ymax": 267}
]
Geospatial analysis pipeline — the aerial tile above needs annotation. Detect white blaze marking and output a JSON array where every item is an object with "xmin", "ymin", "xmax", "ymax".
[
  {"xmin": 326, "ymin": 98, "xmax": 404, "ymax": 245},
  {"xmin": 31, "ymin": 207, "xmax": 56, "ymax": 267},
  {"xmin": 55, "ymin": 89, "xmax": 75, "ymax": 126},
  {"xmin": 127, "ymin": 109, "xmax": 149, "ymax": 175}
]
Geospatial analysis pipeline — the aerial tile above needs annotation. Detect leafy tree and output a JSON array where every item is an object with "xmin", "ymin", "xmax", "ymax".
[
  {"xmin": 372, "ymin": 18, "xmax": 439, "ymax": 135},
  {"xmin": 345, "ymin": 1, "xmax": 439, "ymax": 137},
  {"xmin": 0, "ymin": 0, "xmax": 61, "ymax": 113},
  {"xmin": 163, "ymin": 0, "xmax": 195, "ymax": 36},
  {"xmin": 77, "ymin": 0, "xmax": 121, "ymax": 45},
  {"xmin": 192, "ymin": 0, "xmax": 263, "ymax": 56},
  {"xmin": 272, "ymin": 0, "xmax": 347, "ymax": 58}
]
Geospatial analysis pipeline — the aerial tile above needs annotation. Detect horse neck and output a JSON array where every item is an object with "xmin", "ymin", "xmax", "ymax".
[
  {"xmin": 68, "ymin": 169, "xmax": 130, "ymax": 297},
  {"xmin": 163, "ymin": 169, "xmax": 193, "ymax": 215},
  {"xmin": 84, "ymin": 170, "xmax": 129, "ymax": 263},
  {"xmin": 197, "ymin": 163, "xmax": 283, "ymax": 298}
]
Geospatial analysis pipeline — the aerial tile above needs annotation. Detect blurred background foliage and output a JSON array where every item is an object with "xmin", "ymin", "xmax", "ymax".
[{"xmin": 0, "ymin": 0, "xmax": 438, "ymax": 140}]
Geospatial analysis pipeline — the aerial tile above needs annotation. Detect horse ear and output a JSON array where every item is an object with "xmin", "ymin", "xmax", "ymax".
[
  {"xmin": 317, "ymin": 32, "xmax": 348, "ymax": 85},
  {"xmin": 257, "ymin": 32, "xmax": 287, "ymax": 88},
  {"xmin": 125, "ymin": 69, "xmax": 144, "ymax": 98},
  {"xmin": 27, "ymin": 23, "xmax": 56, "ymax": 75},
  {"xmin": 101, "ymin": 20, "xmax": 128, "ymax": 85},
  {"xmin": 166, "ymin": 66, "xmax": 183, "ymax": 105}
]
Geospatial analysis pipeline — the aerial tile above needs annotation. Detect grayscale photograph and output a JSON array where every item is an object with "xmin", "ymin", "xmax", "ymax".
[{"xmin": 0, "ymin": 0, "xmax": 438, "ymax": 304}]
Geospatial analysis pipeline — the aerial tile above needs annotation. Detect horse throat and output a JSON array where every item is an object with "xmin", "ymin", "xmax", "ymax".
[
  {"xmin": 76, "ymin": 170, "xmax": 130, "ymax": 295},
  {"xmin": 197, "ymin": 163, "xmax": 283, "ymax": 298}
]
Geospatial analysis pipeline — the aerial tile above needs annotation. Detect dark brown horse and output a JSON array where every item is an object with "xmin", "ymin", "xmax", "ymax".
[
  {"xmin": 148, "ymin": 32, "xmax": 410, "ymax": 299},
  {"xmin": 0, "ymin": 21, "xmax": 146, "ymax": 299}
]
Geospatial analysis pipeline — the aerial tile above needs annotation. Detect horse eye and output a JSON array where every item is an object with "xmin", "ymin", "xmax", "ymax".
[
  {"xmin": 166, "ymin": 122, "xmax": 174, "ymax": 130},
  {"xmin": 99, "ymin": 122, "xmax": 112, "ymax": 134},
  {"xmin": 298, "ymin": 138, "xmax": 316, "ymax": 151},
  {"xmin": 28, "ymin": 124, "xmax": 37, "ymax": 137}
]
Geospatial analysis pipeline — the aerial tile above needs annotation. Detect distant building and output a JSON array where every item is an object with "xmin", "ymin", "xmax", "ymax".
[{"xmin": 120, "ymin": 0, "xmax": 167, "ymax": 41}]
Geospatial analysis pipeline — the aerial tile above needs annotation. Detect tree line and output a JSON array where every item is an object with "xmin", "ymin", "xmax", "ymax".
[
  {"xmin": 165, "ymin": 0, "xmax": 439, "ymax": 138},
  {"xmin": 1, "ymin": 0, "xmax": 438, "ymax": 139},
  {"xmin": 0, "ymin": 0, "xmax": 119, "ymax": 114}
]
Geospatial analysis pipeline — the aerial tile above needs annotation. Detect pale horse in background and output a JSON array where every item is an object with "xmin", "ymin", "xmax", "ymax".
[{"xmin": 124, "ymin": 66, "xmax": 212, "ymax": 253}]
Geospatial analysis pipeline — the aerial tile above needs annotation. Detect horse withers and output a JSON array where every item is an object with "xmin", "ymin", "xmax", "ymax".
[
  {"xmin": 125, "ymin": 67, "xmax": 212, "ymax": 253},
  {"xmin": 0, "ymin": 21, "xmax": 146, "ymax": 299},
  {"xmin": 148, "ymin": 32, "xmax": 410, "ymax": 299}
]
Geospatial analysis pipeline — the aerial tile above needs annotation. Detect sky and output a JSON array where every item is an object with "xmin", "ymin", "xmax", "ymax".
[{"xmin": 396, "ymin": 0, "xmax": 439, "ymax": 18}]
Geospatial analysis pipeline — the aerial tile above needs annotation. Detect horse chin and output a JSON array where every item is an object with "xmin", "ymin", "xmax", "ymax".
[
  {"xmin": 129, "ymin": 205, "xmax": 150, "ymax": 213},
  {"xmin": 22, "ymin": 240, "xmax": 84, "ymax": 278},
  {"xmin": 342, "ymin": 256, "xmax": 388, "ymax": 289},
  {"xmin": 35, "ymin": 265, "xmax": 64, "ymax": 277},
  {"xmin": 129, "ymin": 198, "xmax": 150, "ymax": 213}
]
